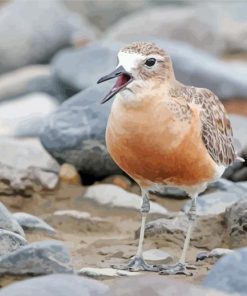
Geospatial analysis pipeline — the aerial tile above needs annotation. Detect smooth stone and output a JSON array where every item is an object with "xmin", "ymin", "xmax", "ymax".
[
  {"xmin": 47, "ymin": 210, "xmax": 112, "ymax": 233},
  {"xmin": 203, "ymin": 247, "xmax": 247, "ymax": 295},
  {"xmin": 197, "ymin": 248, "xmax": 234, "ymax": 261},
  {"xmin": 0, "ymin": 65, "xmax": 67, "ymax": 102},
  {"xmin": 59, "ymin": 163, "xmax": 81, "ymax": 185},
  {"xmin": 104, "ymin": 6, "xmax": 225, "ymax": 55},
  {"xmin": 40, "ymin": 83, "xmax": 120, "ymax": 178},
  {"xmin": 225, "ymin": 199, "xmax": 247, "ymax": 248},
  {"xmin": 13, "ymin": 212, "xmax": 55, "ymax": 234},
  {"xmin": 84, "ymin": 184, "xmax": 168, "ymax": 215},
  {"xmin": 0, "ymin": 229, "xmax": 27, "ymax": 256},
  {"xmin": 0, "ymin": 137, "xmax": 59, "ymax": 172},
  {"xmin": 0, "ymin": 0, "xmax": 97, "ymax": 73},
  {"xmin": 182, "ymin": 191, "xmax": 243, "ymax": 216},
  {"xmin": 143, "ymin": 249, "xmax": 173, "ymax": 264},
  {"xmin": 0, "ymin": 273, "xmax": 108, "ymax": 296},
  {"xmin": 0, "ymin": 240, "xmax": 73, "ymax": 275},
  {"xmin": 52, "ymin": 42, "xmax": 122, "ymax": 92},
  {"xmin": 0, "ymin": 202, "xmax": 25, "ymax": 237},
  {"xmin": 108, "ymin": 275, "xmax": 230, "ymax": 296},
  {"xmin": 0, "ymin": 93, "xmax": 59, "ymax": 137},
  {"xmin": 78, "ymin": 267, "xmax": 141, "ymax": 279}
]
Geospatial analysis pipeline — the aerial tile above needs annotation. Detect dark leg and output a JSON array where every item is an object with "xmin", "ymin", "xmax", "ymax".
[{"xmin": 112, "ymin": 189, "xmax": 159, "ymax": 272}]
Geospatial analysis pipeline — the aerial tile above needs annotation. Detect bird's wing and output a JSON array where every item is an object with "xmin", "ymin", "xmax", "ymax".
[{"xmin": 170, "ymin": 86, "xmax": 236, "ymax": 167}]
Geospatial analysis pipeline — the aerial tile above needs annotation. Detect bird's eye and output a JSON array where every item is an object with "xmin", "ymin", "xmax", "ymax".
[{"xmin": 145, "ymin": 58, "xmax": 156, "ymax": 67}]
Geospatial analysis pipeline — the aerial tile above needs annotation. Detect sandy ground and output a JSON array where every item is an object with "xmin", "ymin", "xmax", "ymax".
[{"xmin": 0, "ymin": 182, "xmax": 213, "ymax": 288}]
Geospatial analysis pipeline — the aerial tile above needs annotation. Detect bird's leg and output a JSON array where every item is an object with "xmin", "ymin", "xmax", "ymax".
[
  {"xmin": 159, "ymin": 195, "xmax": 197, "ymax": 276},
  {"xmin": 111, "ymin": 190, "xmax": 159, "ymax": 272}
]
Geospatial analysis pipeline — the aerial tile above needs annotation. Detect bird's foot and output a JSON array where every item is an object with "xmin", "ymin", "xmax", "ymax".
[
  {"xmin": 158, "ymin": 262, "xmax": 196, "ymax": 276},
  {"xmin": 111, "ymin": 256, "xmax": 159, "ymax": 272}
]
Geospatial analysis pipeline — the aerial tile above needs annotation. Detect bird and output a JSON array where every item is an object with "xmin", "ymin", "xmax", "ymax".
[{"xmin": 97, "ymin": 41, "xmax": 241, "ymax": 275}]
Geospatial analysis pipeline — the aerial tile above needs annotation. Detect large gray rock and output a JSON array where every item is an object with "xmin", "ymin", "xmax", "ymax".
[
  {"xmin": 0, "ymin": 0, "xmax": 97, "ymax": 73},
  {"xmin": 203, "ymin": 248, "xmax": 247, "ymax": 295},
  {"xmin": 0, "ymin": 202, "xmax": 25, "ymax": 237},
  {"xmin": 0, "ymin": 93, "xmax": 59, "ymax": 137},
  {"xmin": 13, "ymin": 212, "xmax": 55, "ymax": 235},
  {"xmin": 108, "ymin": 275, "xmax": 229, "ymax": 296},
  {"xmin": 0, "ymin": 230, "xmax": 27, "ymax": 256},
  {"xmin": 52, "ymin": 40, "xmax": 247, "ymax": 100},
  {"xmin": 52, "ymin": 42, "xmax": 122, "ymax": 92},
  {"xmin": 0, "ymin": 273, "xmax": 108, "ymax": 296},
  {"xmin": 225, "ymin": 200, "xmax": 247, "ymax": 248},
  {"xmin": 40, "ymin": 83, "xmax": 120, "ymax": 177},
  {"xmin": 0, "ymin": 240, "xmax": 73, "ymax": 275},
  {"xmin": 104, "ymin": 6, "xmax": 225, "ymax": 55}
]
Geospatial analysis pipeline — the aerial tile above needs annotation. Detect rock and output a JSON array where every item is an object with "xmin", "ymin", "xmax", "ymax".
[
  {"xmin": 51, "ymin": 42, "xmax": 122, "ymax": 92},
  {"xmin": 203, "ymin": 247, "xmax": 247, "ymax": 295},
  {"xmin": 182, "ymin": 191, "xmax": 244, "ymax": 216},
  {"xmin": 0, "ymin": 240, "xmax": 73, "ymax": 275},
  {"xmin": 0, "ymin": 65, "xmax": 67, "ymax": 102},
  {"xmin": 0, "ymin": 0, "xmax": 97, "ymax": 74},
  {"xmin": 0, "ymin": 202, "xmax": 25, "ymax": 237},
  {"xmin": 108, "ymin": 275, "xmax": 229, "ymax": 296},
  {"xmin": 78, "ymin": 267, "xmax": 141, "ymax": 279},
  {"xmin": 222, "ymin": 19, "xmax": 247, "ymax": 53},
  {"xmin": 143, "ymin": 249, "xmax": 173, "ymax": 264},
  {"xmin": 0, "ymin": 137, "xmax": 59, "ymax": 172},
  {"xmin": 225, "ymin": 199, "xmax": 247, "ymax": 248},
  {"xmin": 197, "ymin": 248, "xmax": 234, "ymax": 262},
  {"xmin": 0, "ymin": 230, "xmax": 27, "ymax": 256},
  {"xmin": 47, "ymin": 210, "xmax": 112, "ymax": 233},
  {"xmin": 40, "ymin": 83, "xmax": 120, "ymax": 178},
  {"xmin": 84, "ymin": 184, "xmax": 168, "ymax": 215},
  {"xmin": 0, "ymin": 93, "xmax": 59, "ymax": 137},
  {"xmin": 229, "ymin": 114, "xmax": 247, "ymax": 153},
  {"xmin": 0, "ymin": 163, "xmax": 59, "ymax": 191},
  {"xmin": 13, "ymin": 212, "xmax": 55, "ymax": 234},
  {"xmin": 59, "ymin": 163, "xmax": 81, "ymax": 185},
  {"xmin": 0, "ymin": 273, "xmax": 108, "ymax": 296},
  {"xmin": 63, "ymin": 0, "xmax": 146, "ymax": 30},
  {"xmin": 143, "ymin": 212, "xmax": 226, "ymax": 250},
  {"xmin": 104, "ymin": 6, "xmax": 225, "ymax": 55}
]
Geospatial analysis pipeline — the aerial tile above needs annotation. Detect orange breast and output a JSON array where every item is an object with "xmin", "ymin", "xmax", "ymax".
[{"xmin": 106, "ymin": 98, "xmax": 216, "ymax": 188}]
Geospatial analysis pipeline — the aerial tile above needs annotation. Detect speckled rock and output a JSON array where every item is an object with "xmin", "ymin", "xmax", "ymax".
[
  {"xmin": 225, "ymin": 199, "xmax": 247, "ymax": 248},
  {"xmin": 0, "ymin": 240, "xmax": 73, "ymax": 275},
  {"xmin": 0, "ymin": 202, "xmax": 24, "ymax": 237},
  {"xmin": 0, "ymin": 274, "xmax": 108, "ymax": 296},
  {"xmin": 13, "ymin": 212, "xmax": 55, "ymax": 234},
  {"xmin": 0, "ymin": 230, "xmax": 27, "ymax": 256}
]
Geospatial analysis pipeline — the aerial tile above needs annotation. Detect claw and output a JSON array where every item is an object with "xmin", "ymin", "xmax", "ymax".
[
  {"xmin": 158, "ymin": 262, "xmax": 195, "ymax": 276},
  {"xmin": 111, "ymin": 256, "xmax": 159, "ymax": 272}
]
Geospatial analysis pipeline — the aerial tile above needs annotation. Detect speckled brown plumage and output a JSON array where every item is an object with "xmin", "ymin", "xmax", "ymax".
[
  {"xmin": 121, "ymin": 42, "xmax": 167, "ymax": 57},
  {"xmin": 169, "ymin": 86, "xmax": 236, "ymax": 167}
]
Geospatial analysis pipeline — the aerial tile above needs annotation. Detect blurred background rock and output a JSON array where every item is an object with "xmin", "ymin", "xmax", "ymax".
[{"xmin": 0, "ymin": 0, "xmax": 246, "ymax": 294}]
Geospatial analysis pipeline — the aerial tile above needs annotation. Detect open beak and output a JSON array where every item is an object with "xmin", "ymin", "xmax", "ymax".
[{"xmin": 97, "ymin": 65, "xmax": 133, "ymax": 104}]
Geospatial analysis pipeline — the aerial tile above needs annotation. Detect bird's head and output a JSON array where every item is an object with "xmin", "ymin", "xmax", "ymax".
[{"xmin": 97, "ymin": 42, "xmax": 174, "ymax": 104}]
